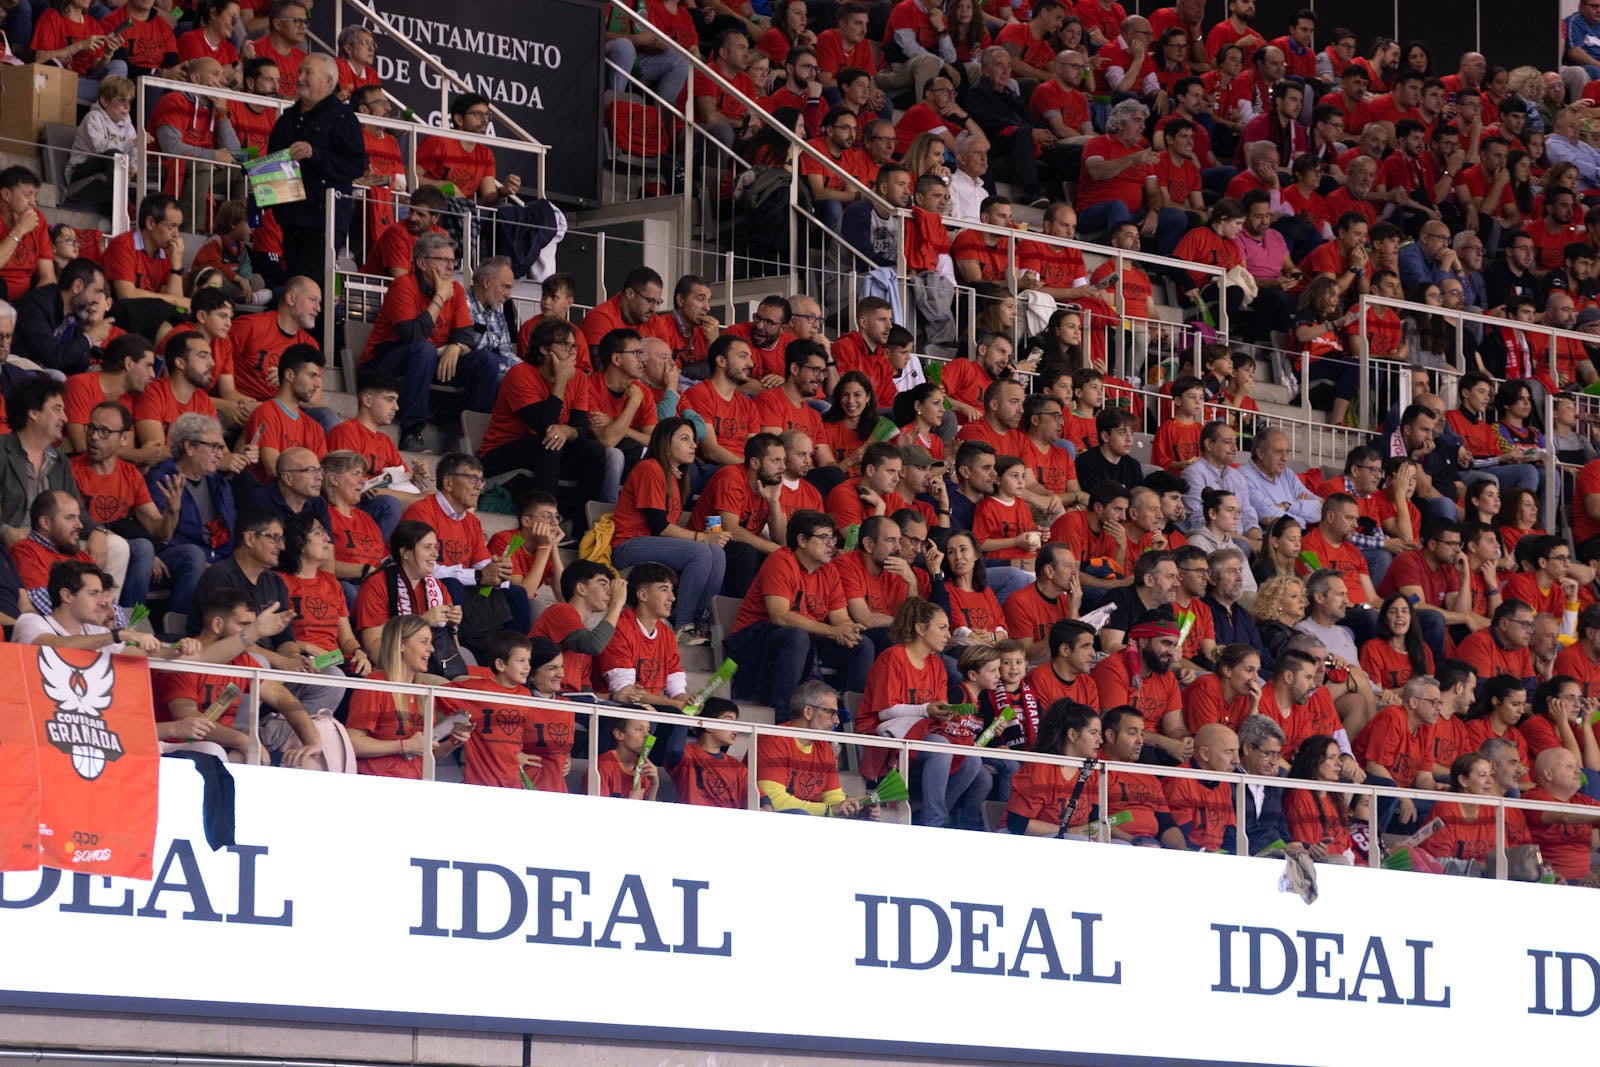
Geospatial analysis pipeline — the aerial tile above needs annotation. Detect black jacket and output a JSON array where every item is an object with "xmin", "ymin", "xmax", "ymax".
[
  {"xmin": 12, "ymin": 285, "xmax": 93, "ymax": 374},
  {"xmin": 267, "ymin": 93, "xmax": 369, "ymax": 233}
]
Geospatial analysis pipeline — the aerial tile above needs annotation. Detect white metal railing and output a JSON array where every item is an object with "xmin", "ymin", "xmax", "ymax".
[
  {"xmin": 332, "ymin": 0, "xmax": 548, "ymax": 198},
  {"xmin": 139, "ymin": 655, "xmax": 1600, "ymax": 880},
  {"xmin": 0, "ymin": 132, "xmax": 131, "ymax": 236}
]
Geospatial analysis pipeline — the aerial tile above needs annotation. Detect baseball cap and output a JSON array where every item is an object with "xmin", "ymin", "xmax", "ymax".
[
  {"xmin": 1578, "ymin": 307, "xmax": 1600, "ymax": 326},
  {"xmin": 901, "ymin": 444, "xmax": 936, "ymax": 468}
]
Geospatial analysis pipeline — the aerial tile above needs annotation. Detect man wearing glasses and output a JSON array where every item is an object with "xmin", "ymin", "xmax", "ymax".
[
  {"xmin": 1357, "ymin": 674, "xmax": 1445, "ymax": 830},
  {"xmin": 756, "ymin": 680, "xmax": 868, "ymax": 816},
  {"xmin": 360, "ymin": 232, "xmax": 494, "ymax": 451},
  {"xmin": 253, "ymin": 0, "xmax": 307, "ymax": 99},
  {"xmin": 1456, "ymin": 599, "xmax": 1538, "ymax": 683},
  {"xmin": 418, "ymin": 92, "xmax": 521, "ymax": 206},
  {"xmin": 581, "ymin": 266, "xmax": 664, "ymax": 349},
  {"xmin": 804, "ymin": 107, "xmax": 874, "ymax": 232}
]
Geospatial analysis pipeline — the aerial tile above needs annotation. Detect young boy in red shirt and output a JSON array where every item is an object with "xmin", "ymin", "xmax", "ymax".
[
  {"xmin": 596, "ymin": 717, "xmax": 660, "ymax": 800},
  {"xmin": 1152, "ymin": 374, "xmax": 1206, "ymax": 473},
  {"xmin": 668, "ymin": 698, "xmax": 750, "ymax": 809}
]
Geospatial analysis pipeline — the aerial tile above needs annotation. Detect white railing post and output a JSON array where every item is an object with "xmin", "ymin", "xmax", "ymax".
[
  {"xmin": 135, "ymin": 79, "xmax": 148, "ymax": 209},
  {"xmin": 1494, "ymin": 800, "xmax": 1508, "ymax": 881},
  {"xmin": 1545, "ymin": 391, "xmax": 1559, "ymax": 530},
  {"xmin": 1358, "ymin": 299, "xmax": 1370, "ymax": 431},
  {"xmin": 111, "ymin": 154, "xmax": 130, "ymax": 236},
  {"xmin": 587, "ymin": 709, "xmax": 601, "ymax": 796},
  {"xmin": 595, "ymin": 231, "xmax": 607, "ymax": 305},
  {"xmin": 246, "ymin": 681, "xmax": 263, "ymax": 767},
  {"xmin": 324, "ymin": 188, "xmax": 339, "ymax": 360},
  {"xmin": 681, "ymin": 65, "xmax": 697, "ymax": 281}
]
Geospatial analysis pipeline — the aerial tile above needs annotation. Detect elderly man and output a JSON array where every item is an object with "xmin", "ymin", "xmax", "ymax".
[
  {"xmin": 1546, "ymin": 105, "xmax": 1600, "ymax": 194},
  {"xmin": 1359, "ymin": 674, "xmax": 1445, "ymax": 830},
  {"xmin": 1238, "ymin": 428, "xmax": 1322, "ymax": 527},
  {"xmin": 1077, "ymin": 98, "xmax": 1187, "ymax": 254},
  {"xmin": 1183, "ymin": 420, "xmax": 1261, "ymax": 545},
  {"xmin": 1524, "ymin": 747, "xmax": 1600, "ymax": 883},
  {"xmin": 948, "ymin": 133, "xmax": 989, "ymax": 222},
  {"xmin": 145, "ymin": 412, "xmax": 237, "ymax": 570},
  {"xmin": 359, "ymin": 232, "xmax": 495, "ymax": 450},
  {"xmin": 260, "ymin": 444, "xmax": 333, "ymax": 535},
  {"xmin": 1398, "ymin": 219, "xmax": 1463, "ymax": 292},
  {"xmin": 463, "ymin": 256, "xmax": 520, "ymax": 391},
  {"xmin": 965, "ymin": 46, "xmax": 1073, "ymax": 209},
  {"xmin": 1235, "ymin": 714, "xmax": 1290, "ymax": 857},
  {"xmin": 1203, "ymin": 546, "xmax": 1262, "ymax": 664},
  {"xmin": 267, "ymin": 52, "xmax": 367, "ymax": 284}
]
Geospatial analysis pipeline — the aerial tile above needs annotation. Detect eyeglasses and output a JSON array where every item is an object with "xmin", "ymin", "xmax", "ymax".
[
  {"xmin": 463, "ymin": 109, "xmax": 491, "ymax": 120},
  {"xmin": 448, "ymin": 472, "xmax": 486, "ymax": 486},
  {"xmin": 807, "ymin": 533, "xmax": 838, "ymax": 546},
  {"xmin": 791, "ymin": 312, "xmax": 823, "ymax": 324},
  {"xmin": 755, "ymin": 316, "xmax": 786, "ymax": 328},
  {"xmin": 252, "ymin": 531, "xmax": 285, "ymax": 544},
  {"xmin": 806, "ymin": 704, "xmax": 841, "ymax": 717},
  {"xmin": 276, "ymin": 15, "xmax": 308, "ymax": 24},
  {"xmin": 195, "ymin": 440, "xmax": 226, "ymax": 452},
  {"xmin": 281, "ymin": 466, "xmax": 322, "ymax": 476},
  {"xmin": 86, "ymin": 424, "xmax": 122, "ymax": 438}
]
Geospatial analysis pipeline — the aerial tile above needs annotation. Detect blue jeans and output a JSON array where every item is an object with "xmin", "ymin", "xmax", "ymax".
[
  {"xmin": 1076, "ymin": 202, "xmax": 1188, "ymax": 256},
  {"xmin": 916, "ymin": 735, "xmax": 991, "ymax": 829},
  {"xmin": 1359, "ymin": 546, "xmax": 1394, "ymax": 592},
  {"xmin": 1419, "ymin": 495, "xmax": 1459, "ymax": 522},
  {"xmin": 364, "ymin": 341, "xmax": 495, "ymax": 434},
  {"xmin": 156, "ymin": 542, "xmax": 209, "ymax": 616},
  {"xmin": 304, "ymin": 405, "xmax": 342, "ymax": 435},
  {"xmin": 725, "ymin": 619, "xmax": 874, "ymax": 718},
  {"xmin": 611, "ymin": 535, "xmax": 726, "ymax": 627},
  {"xmin": 985, "ymin": 564, "xmax": 1034, "ymax": 606},
  {"xmin": 360, "ymin": 495, "xmax": 404, "ymax": 543}
]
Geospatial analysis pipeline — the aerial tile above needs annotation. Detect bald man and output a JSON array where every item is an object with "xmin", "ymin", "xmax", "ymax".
[
  {"xmin": 152, "ymin": 58, "xmax": 243, "ymax": 170},
  {"xmin": 1523, "ymin": 748, "xmax": 1600, "ymax": 884},
  {"xmin": 1162, "ymin": 722, "xmax": 1239, "ymax": 851},
  {"xmin": 262, "ymin": 445, "xmax": 334, "ymax": 534}
]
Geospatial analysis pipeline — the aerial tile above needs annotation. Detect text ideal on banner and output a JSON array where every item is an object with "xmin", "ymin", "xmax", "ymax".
[
  {"xmin": 0, "ymin": 647, "xmax": 159, "ymax": 880},
  {"xmin": 314, "ymin": 0, "xmax": 604, "ymax": 205},
  {"xmin": 3, "ymin": 762, "xmax": 1600, "ymax": 1064}
]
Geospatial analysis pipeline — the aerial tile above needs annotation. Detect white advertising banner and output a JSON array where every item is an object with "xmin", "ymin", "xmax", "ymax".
[{"xmin": 1, "ymin": 761, "xmax": 1597, "ymax": 1064}]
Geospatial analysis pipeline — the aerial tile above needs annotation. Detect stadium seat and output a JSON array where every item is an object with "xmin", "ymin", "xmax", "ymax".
[
  {"xmin": 710, "ymin": 595, "xmax": 739, "ymax": 666},
  {"xmin": 460, "ymin": 411, "xmax": 529, "ymax": 487}
]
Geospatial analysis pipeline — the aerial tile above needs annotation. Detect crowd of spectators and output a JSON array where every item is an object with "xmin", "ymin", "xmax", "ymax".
[{"xmin": 1, "ymin": 0, "xmax": 1600, "ymax": 881}]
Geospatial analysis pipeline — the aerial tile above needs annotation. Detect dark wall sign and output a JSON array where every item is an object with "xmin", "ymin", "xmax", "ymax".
[{"xmin": 314, "ymin": 0, "xmax": 603, "ymax": 205}]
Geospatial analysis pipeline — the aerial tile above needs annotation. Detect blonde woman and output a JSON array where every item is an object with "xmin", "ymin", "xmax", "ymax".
[
  {"xmin": 1250, "ymin": 574, "xmax": 1308, "ymax": 666},
  {"xmin": 346, "ymin": 615, "xmax": 471, "ymax": 779},
  {"xmin": 904, "ymin": 132, "xmax": 952, "ymax": 183}
]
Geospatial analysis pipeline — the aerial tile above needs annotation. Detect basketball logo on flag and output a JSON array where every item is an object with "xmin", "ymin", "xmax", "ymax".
[{"xmin": 37, "ymin": 648, "xmax": 123, "ymax": 781}]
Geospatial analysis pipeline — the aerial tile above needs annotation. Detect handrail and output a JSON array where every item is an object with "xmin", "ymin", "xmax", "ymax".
[
  {"xmin": 133, "ymin": 75, "xmax": 545, "ymax": 214},
  {"xmin": 138, "ymin": 654, "xmax": 1600, "ymax": 877},
  {"xmin": 943, "ymin": 215, "xmax": 1227, "ymax": 280},
  {"xmin": 332, "ymin": 0, "xmax": 548, "ymax": 198},
  {"xmin": 607, "ymin": 0, "xmax": 899, "ymax": 218}
]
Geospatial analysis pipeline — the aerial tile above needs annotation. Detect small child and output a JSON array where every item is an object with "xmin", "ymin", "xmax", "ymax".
[
  {"xmin": 668, "ymin": 697, "xmax": 750, "ymax": 809},
  {"xmin": 1200, "ymin": 344, "xmax": 1233, "ymax": 404},
  {"xmin": 1153, "ymin": 374, "xmax": 1206, "ymax": 473},
  {"xmin": 886, "ymin": 324, "xmax": 925, "ymax": 393},
  {"xmin": 448, "ymin": 630, "xmax": 536, "ymax": 790},
  {"xmin": 996, "ymin": 638, "xmax": 1041, "ymax": 751},
  {"xmin": 1064, "ymin": 368, "xmax": 1103, "ymax": 452},
  {"xmin": 596, "ymin": 717, "xmax": 659, "ymax": 800},
  {"xmin": 67, "ymin": 76, "xmax": 137, "ymax": 209},
  {"xmin": 953, "ymin": 644, "xmax": 1020, "ymax": 802},
  {"xmin": 1221, "ymin": 351, "xmax": 1263, "ymax": 445},
  {"xmin": 973, "ymin": 455, "xmax": 1040, "ymax": 570}
]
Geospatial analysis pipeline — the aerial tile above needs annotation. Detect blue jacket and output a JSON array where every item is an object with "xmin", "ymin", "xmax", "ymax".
[
  {"xmin": 146, "ymin": 459, "xmax": 236, "ymax": 563},
  {"xmin": 1235, "ymin": 769, "xmax": 1291, "ymax": 857}
]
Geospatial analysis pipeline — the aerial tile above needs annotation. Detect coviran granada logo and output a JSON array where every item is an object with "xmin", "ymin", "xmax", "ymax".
[{"xmin": 37, "ymin": 648, "xmax": 124, "ymax": 781}]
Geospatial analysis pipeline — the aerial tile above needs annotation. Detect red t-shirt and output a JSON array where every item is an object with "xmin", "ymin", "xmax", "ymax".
[
  {"xmin": 1173, "ymin": 225, "xmax": 1243, "ymax": 287},
  {"xmin": 1181, "ymin": 672, "xmax": 1254, "ymax": 734},
  {"xmin": 1008, "ymin": 761, "xmax": 1098, "ymax": 832},
  {"xmin": 1523, "ymin": 219, "xmax": 1587, "ymax": 272},
  {"xmin": 9, "ymin": 539, "xmax": 93, "ymax": 590},
  {"xmin": 1555, "ymin": 642, "xmax": 1600, "ymax": 703},
  {"xmin": 1029, "ymin": 80, "xmax": 1092, "ymax": 134},
  {"xmin": 832, "ymin": 331, "xmax": 897, "ymax": 404},
  {"xmin": 178, "ymin": 26, "xmax": 238, "ymax": 65},
  {"xmin": 677, "ymin": 381, "xmax": 760, "ymax": 457},
  {"xmin": 69, "ymin": 454, "xmax": 151, "ymax": 527},
  {"xmin": 1502, "ymin": 572, "xmax": 1565, "ymax": 617},
  {"xmin": 1285, "ymin": 790, "xmax": 1351, "ymax": 855},
  {"xmin": 402, "ymin": 494, "xmax": 488, "ymax": 568},
  {"xmin": 1575, "ymin": 458, "xmax": 1600, "ymax": 545},
  {"xmin": 1376, "ymin": 547, "xmax": 1459, "ymax": 607},
  {"xmin": 830, "ymin": 549, "xmax": 919, "ymax": 617},
  {"xmin": 336, "ymin": 57, "xmax": 382, "ymax": 96},
  {"xmin": 596, "ymin": 607, "xmax": 682, "ymax": 696},
  {"xmin": 104, "ymin": 231, "xmax": 172, "ymax": 294},
  {"xmin": 777, "ymin": 476, "xmax": 825, "ymax": 519},
  {"xmin": 0, "ymin": 210, "xmax": 51, "ymax": 299},
  {"xmin": 1077, "ymin": 135, "xmax": 1154, "ymax": 210},
  {"xmin": 1092, "ymin": 654, "xmax": 1182, "ymax": 733},
  {"xmin": 1163, "ymin": 774, "xmax": 1234, "ymax": 850},
  {"xmin": 1024, "ymin": 662, "xmax": 1097, "ymax": 710},
  {"xmin": 417, "ymin": 135, "xmax": 496, "ymax": 192},
  {"xmin": 893, "ymin": 101, "xmax": 961, "ymax": 156},
  {"xmin": 444, "ymin": 672, "xmax": 536, "ymax": 790},
  {"xmin": 612, "ymin": 460, "xmax": 684, "ymax": 544},
  {"xmin": 946, "ymin": 583, "xmax": 1005, "ymax": 635},
  {"xmin": 1296, "ymin": 526, "xmax": 1370, "ymax": 591},
  {"xmin": 950, "ymin": 230, "xmax": 1012, "ymax": 282},
  {"xmin": 1155, "ymin": 153, "xmax": 1204, "ymax": 207},
  {"xmin": 479, "ymin": 362, "xmax": 583, "ymax": 455},
  {"xmin": 30, "ymin": 8, "xmax": 107, "ymax": 75},
  {"xmin": 1454, "ymin": 628, "xmax": 1534, "ymax": 681},
  {"xmin": 352, "ymin": 571, "xmax": 426, "ymax": 633},
  {"xmin": 282, "ymin": 568, "xmax": 347, "ymax": 651},
  {"xmin": 347, "ymin": 674, "xmax": 424, "ymax": 779},
  {"xmin": 756, "ymin": 734, "xmax": 841, "ymax": 804},
  {"xmin": 1152, "ymin": 417, "xmax": 1202, "ymax": 472},
  {"xmin": 239, "ymin": 400, "xmax": 327, "ymax": 482},
  {"xmin": 227, "ymin": 101, "xmax": 276, "ymax": 153},
  {"xmin": 753, "ymin": 386, "xmax": 824, "ymax": 438},
  {"xmin": 359, "ymin": 221, "xmax": 445, "ymax": 275},
  {"xmin": 329, "ymin": 505, "xmax": 386, "ymax": 570},
  {"xmin": 1105, "ymin": 767, "xmax": 1172, "ymax": 839},
  {"xmin": 734, "ymin": 546, "xmax": 844, "ymax": 631},
  {"xmin": 815, "ymin": 28, "xmax": 877, "ymax": 77},
  {"xmin": 326, "ymin": 419, "xmax": 404, "ymax": 477},
  {"xmin": 1521, "ymin": 787, "xmax": 1600, "ymax": 881},
  {"xmin": 132, "ymin": 378, "xmax": 216, "ymax": 441},
  {"xmin": 823, "ymin": 477, "xmax": 911, "ymax": 529},
  {"xmin": 973, "ymin": 494, "xmax": 1037, "ymax": 560},
  {"xmin": 362, "ymin": 276, "xmax": 473, "ymax": 362},
  {"xmin": 1356, "ymin": 704, "xmax": 1429, "ymax": 787},
  {"xmin": 230, "ymin": 311, "xmax": 318, "ymax": 402},
  {"xmin": 938, "ymin": 358, "xmax": 994, "ymax": 419},
  {"xmin": 251, "ymin": 38, "xmax": 303, "ymax": 96},
  {"xmin": 1048, "ymin": 509, "xmax": 1118, "ymax": 569},
  {"xmin": 153, "ymin": 650, "xmax": 257, "ymax": 730},
  {"xmin": 1358, "ymin": 638, "xmax": 1433, "ymax": 692},
  {"xmin": 689, "ymin": 463, "xmax": 770, "ymax": 536},
  {"xmin": 1020, "ymin": 436, "xmax": 1077, "ymax": 494},
  {"xmin": 671, "ymin": 743, "xmax": 749, "ymax": 809},
  {"xmin": 1423, "ymin": 799, "xmax": 1531, "ymax": 863},
  {"xmin": 528, "ymin": 602, "xmax": 593, "ymax": 690}
]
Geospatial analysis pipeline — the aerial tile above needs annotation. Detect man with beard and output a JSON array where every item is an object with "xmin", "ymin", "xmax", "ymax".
[
  {"xmin": 678, "ymin": 335, "xmax": 760, "ymax": 470},
  {"xmin": 831, "ymin": 513, "xmax": 925, "ymax": 651},
  {"xmin": 687, "ymin": 432, "xmax": 788, "ymax": 599},
  {"xmin": 722, "ymin": 295, "xmax": 794, "ymax": 384},
  {"xmin": 12, "ymin": 257, "xmax": 104, "ymax": 375},
  {"xmin": 1092, "ymin": 606, "xmax": 1189, "ymax": 763}
]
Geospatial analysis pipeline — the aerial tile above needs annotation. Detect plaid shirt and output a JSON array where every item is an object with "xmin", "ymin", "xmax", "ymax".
[{"xmin": 465, "ymin": 288, "xmax": 517, "ymax": 376}]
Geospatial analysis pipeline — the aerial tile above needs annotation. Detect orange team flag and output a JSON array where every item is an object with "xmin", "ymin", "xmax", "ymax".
[
  {"xmin": 0, "ymin": 662, "xmax": 42, "ymax": 872},
  {"xmin": 0, "ymin": 646, "xmax": 160, "ymax": 880}
]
